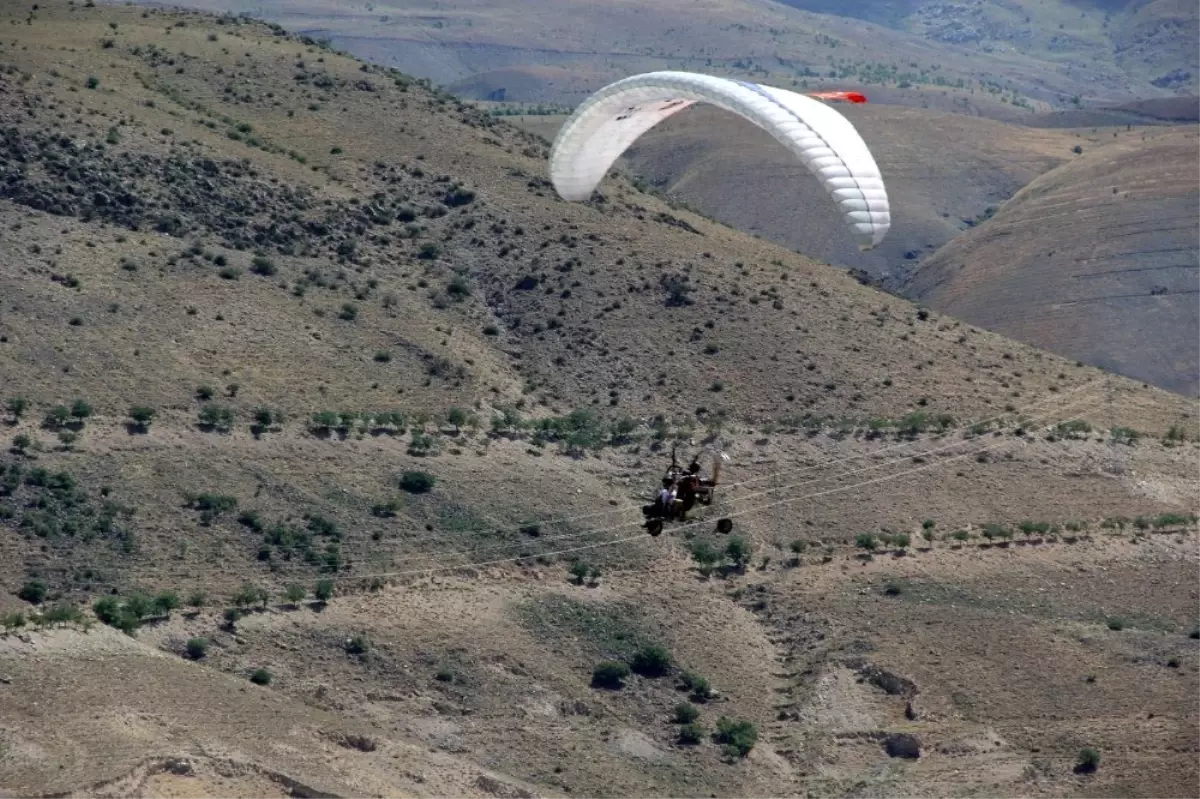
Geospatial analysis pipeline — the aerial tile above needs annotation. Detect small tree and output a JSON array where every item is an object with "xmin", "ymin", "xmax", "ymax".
[
  {"xmin": 447, "ymin": 406, "xmax": 469, "ymax": 432},
  {"xmin": 725, "ymin": 536, "xmax": 751, "ymax": 570},
  {"xmin": 154, "ymin": 589, "xmax": 180, "ymax": 616},
  {"xmin": 198, "ymin": 404, "xmax": 235, "ymax": 432},
  {"xmin": 314, "ymin": 578, "xmax": 334, "ymax": 601},
  {"xmin": 279, "ymin": 584, "xmax": 303, "ymax": 606},
  {"xmin": 6, "ymin": 397, "xmax": 29, "ymax": 421},
  {"xmin": 1077, "ymin": 747, "xmax": 1100, "ymax": 773},
  {"xmin": 681, "ymin": 671, "xmax": 712, "ymax": 702},
  {"xmin": 129, "ymin": 406, "xmax": 155, "ymax": 430},
  {"xmin": 856, "ymin": 532, "xmax": 878, "ymax": 550},
  {"xmin": 591, "ymin": 660, "xmax": 630, "ymax": 689},
  {"xmin": 18, "ymin": 580, "xmax": 48, "ymax": 604},
  {"xmin": 569, "ymin": 561, "xmax": 589, "ymax": 585},
  {"xmin": 11, "ymin": 433, "xmax": 31, "ymax": 454},
  {"xmin": 44, "ymin": 405, "xmax": 70, "ymax": 429},
  {"xmin": 631, "ymin": 645, "xmax": 672, "ymax": 677},
  {"xmin": 185, "ymin": 637, "xmax": 209, "ymax": 659},
  {"xmin": 399, "ymin": 470, "xmax": 436, "ymax": 493},
  {"xmin": 690, "ymin": 540, "xmax": 721, "ymax": 576},
  {"xmin": 678, "ymin": 721, "xmax": 705, "ymax": 745},
  {"xmin": 70, "ymin": 399, "xmax": 93, "ymax": 422}
]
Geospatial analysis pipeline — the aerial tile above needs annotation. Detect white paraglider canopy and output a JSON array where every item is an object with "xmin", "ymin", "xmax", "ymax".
[{"xmin": 548, "ymin": 71, "xmax": 890, "ymax": 251}]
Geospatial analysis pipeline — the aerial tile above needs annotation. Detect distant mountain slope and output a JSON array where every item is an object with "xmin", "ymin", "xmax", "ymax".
[
  {"xmin": 902, "ymin": 126, "xmax": 1200, "ymax": 396},
  {"xmin": 151, "ymin": 0, "xmax": 1193, "ymax": 109},
  {"xmin": 513, "ymin": 104, "xmax": 1083, "ymax": 281}
]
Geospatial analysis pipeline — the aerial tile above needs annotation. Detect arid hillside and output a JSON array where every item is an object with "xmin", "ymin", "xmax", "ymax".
[
  {"xmin": 0, "ymin": 5, "xmax": 1197, "ymax": 799},
  {"xmin": 142, "ymin": 0, "xmax": 1196, "ymax": 110},
  {"xmin": 902, "ymin": 126, "xmax": 1200, "ymax": 397}
]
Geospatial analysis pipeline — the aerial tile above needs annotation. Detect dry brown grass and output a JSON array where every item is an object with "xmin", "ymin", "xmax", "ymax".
[
  {"xmin": 0, "ymin": 5, "xmax": 1197, "ymax": 797},
  {"xmin": 903, "ymin": 126, "xmax": 1200, "ymax": 396}
]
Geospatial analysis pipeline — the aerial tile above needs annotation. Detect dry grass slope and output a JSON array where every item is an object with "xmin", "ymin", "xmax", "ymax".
[
  {"xmin": 902, "ymin": 126, "xmax": 1200, "ymax": 397},
  {"xmin": 0, "ymin": 4, "xmax": 1197, "ymax": 798}
]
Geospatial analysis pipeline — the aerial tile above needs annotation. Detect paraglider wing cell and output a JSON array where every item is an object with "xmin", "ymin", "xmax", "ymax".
[{"xmin": 548, "ymin": 71, "xmax": 890, "ymax": 250}]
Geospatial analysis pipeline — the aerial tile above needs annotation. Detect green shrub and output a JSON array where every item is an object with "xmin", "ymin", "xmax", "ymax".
[
  {"xmin": 855, "ymin": 532, "xmax": 877, "ymax": 550},
  {"xmin": 198, "ymin": 404, "xmax": 235, "ymax": 431},
  {"xmin": 678, "ymin": 722, "xmax": 705, "ymax": 745},
  {"xmin": 70, "ymin": 399, "xmax": 93, "ymax": 421},
  {"xmin": 681, "ymin": 671, "xmax": 712, "ymax": 701},
  {"xmin": 789, "ymin": 539, "xmax": 807, "ymax": 554},
  {"xmin": 44, "ymin": 405, "xmax": 70, "ymax": 428},
  {"xmin": 154, "ymin": 590, "xmax": 180, "ymax": 616},
  {"xmin": 249, "ymin": 667, "xmax": 272, "ymax": 685},
  {"xmin": 345, "ymin": 634, "xmax": 371, "ymax": 655},
  {"xmin": 399, "ymin": 470, "xmax": 436, "ymax": 493},
  {"xmin": 1106, "ymin": 617, "xmax": 1125, "ymax": 631},
  {"xmin": 591, "ymin": 660, "xmax": 630, "ymax": 689},
  {"xmin": 128, "ymin": 406, "xmax": 155, "ymax": 428},
  {"xmin": 630, "ymin": 645, "xmax": 672, "ymax": 677},
  {"xmin": 673, "ymin": 702, "xmax": 699, "ymax": 724},
  {"xmin": 1, "ymin": 611, "xmax": 26, "ymax": 631},
  {"xmin": 714, "ymin": 717, "xmax": 758, "ymax": 757},
  {"xmin": 284, "ymin": 584, "xmax": 306, "ymax": 604},
  {"xmin": 892, "ymin": 532, "xmax": 911, "ymax": 548},
  {"xmin": 690, "ymin": 540, "xmax": 721, "ymax": 575},
  {"xmin": 185, "ymin": 637, "xmax": 209, "ymax": 659},
  {"xmin": 41, "ymin": 603, "xmax": 83, "ymax": 625},
  {"xmin": 231, "ymin": 583, "xmax": 262, "ymax": 608},
  {"xmin": 250, "ymin": 255, "xmax": 276, "ymax": 276},
  {"xmin": 314, "ymin": 578, "xmax": 334, "ymax": 601},
  {"xmin": 725, "ymin": 536, "xmax": 751, "ymax": 569},
  {"xmin": 6, "ymin": 397, "xmax": 29, "ymax": 420},
  {"xmin": 1077, "ymin": 747, "xmax": 1100, "ymax": 772},
  {"xmin": 17, "ymin": 580, "xmax": 48, "ymax": 604},
  {"xmin": 569, "ymin": 561, "xmax": 589, "ymax": 584}
]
